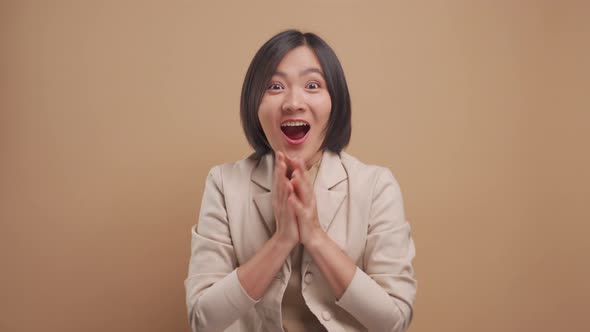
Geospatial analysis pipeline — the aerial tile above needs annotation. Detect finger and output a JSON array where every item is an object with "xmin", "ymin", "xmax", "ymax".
[
  {"xmin": 283, "ymin": 182, "xmax": 295, "ymax": 214},
  {"xmin": 284, "ymin": 154, "xmax": 295, "ymax": 179},
  {"xmin": 288, "ymin": 192, "xmax": 304, "ymax": 219},
  {"xmin": 274, "ymin": 152, "xmax": 286, "ymax": 180},
  {"xmin": 273, "ymin": 152, "xmax": 280, "ymax": 188},
  {"xmin": 290, "ymin": 169, "xmax": 305, "ymax": 202},
  {"xmin": 281, "ymin": 161, "xmax": 295, "ymax": 203},
  {"xmin": 283, "ymin": 178, "xmax": 293, "ymax": 201},
  {"xmin": 276, "ymin": 152, "xmax": 289, "ymax": 201},
  {"xmin": 272, "ymin": 153, "xmax": 281, "ymax": 205},
  {"xmin": 291, "ymin": 167, "xmax": 312, "ymax": 204},
  {"xmin": 279, "ymin": 155, "xmax": 289, "ymax": 201},
  {"xmin": 278, "ymin": 152, "xmax": 288, "ymax": 179}
]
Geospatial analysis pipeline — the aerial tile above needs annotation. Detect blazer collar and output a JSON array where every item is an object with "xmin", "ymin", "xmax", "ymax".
[
  {"xmin": 251, "ymin": 150, "xmax": 347, "ymax": 191},
  {"xmin": 252, "ymin": 151, "xmax": 348, "ymax": 237}
]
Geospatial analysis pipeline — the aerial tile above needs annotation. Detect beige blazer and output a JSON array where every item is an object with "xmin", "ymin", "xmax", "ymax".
[{"xmin": 185, "ymin": 151, "xmax": 416, "ymax": 332}]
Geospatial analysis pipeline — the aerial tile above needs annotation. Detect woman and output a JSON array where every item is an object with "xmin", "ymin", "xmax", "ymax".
[{"xmin": 185, "ymin": 30, "xmax": 416, "ymax": 332}]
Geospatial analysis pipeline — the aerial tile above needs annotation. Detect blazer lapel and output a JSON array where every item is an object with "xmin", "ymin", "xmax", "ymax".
[
  {"xmin": 314, "ymin": 151, "xmax": 348, "ymax": 233},
  {"xmin": 252, "ymin": 153, "xmax": 275, "ymax": 236}
]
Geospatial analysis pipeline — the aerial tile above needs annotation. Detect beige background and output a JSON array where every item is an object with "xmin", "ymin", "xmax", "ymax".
[{"xmin": 2, "ymin": 1, "xmax": 589, "ymax": 331}]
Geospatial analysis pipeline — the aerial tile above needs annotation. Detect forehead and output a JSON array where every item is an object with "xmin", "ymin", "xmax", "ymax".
[{"xmin": 275, "ymin": 46, "xmax": 323, "ymax": 74}]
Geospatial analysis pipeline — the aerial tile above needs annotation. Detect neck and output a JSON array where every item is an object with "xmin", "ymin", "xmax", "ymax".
[{"xmin": 305, "ymin": 150, "xmax": 323, "ymax": 171}]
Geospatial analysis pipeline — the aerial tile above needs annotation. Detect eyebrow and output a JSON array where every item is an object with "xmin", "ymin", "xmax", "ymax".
[{"xmin": 273, "ymin": 67, "xmax": 324, "ymax": 78}]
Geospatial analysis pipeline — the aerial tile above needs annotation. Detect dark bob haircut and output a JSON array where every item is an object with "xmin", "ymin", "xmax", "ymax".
[{"xmin": 240, "ymin": 29, "xmax": 352, "ymax": 159}]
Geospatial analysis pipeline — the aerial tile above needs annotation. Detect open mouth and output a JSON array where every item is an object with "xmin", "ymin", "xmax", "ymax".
[{"xmin": 280, "ymin": 120, "xmax": 310, "ymax": 142}]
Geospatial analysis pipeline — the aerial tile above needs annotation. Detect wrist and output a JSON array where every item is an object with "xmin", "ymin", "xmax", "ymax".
[
  {"xmin": 302, "ymin": 226, "xmax": 326, "ymax": 249},
  {"xmin": 272, "ymin": 231, "xmax": 298, "ymax": 250}
]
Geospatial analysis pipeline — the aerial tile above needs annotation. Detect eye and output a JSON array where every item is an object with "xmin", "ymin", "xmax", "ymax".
[
  {"xmin": 306, "ymin": 82, "xmax": 320, "ymax": 89},
  {"xmin": 267, "ymin": 82, "xmax": 284, "ymax": 90}
]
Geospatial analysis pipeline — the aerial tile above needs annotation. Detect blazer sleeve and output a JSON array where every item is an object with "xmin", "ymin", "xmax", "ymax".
[
  {"xmin": 184, "ymin": 166, "xmax": 259, "ymax": 332},
  {"xmin": 335, "ymin": 167, "xmax": 417, "ymax": 332}
]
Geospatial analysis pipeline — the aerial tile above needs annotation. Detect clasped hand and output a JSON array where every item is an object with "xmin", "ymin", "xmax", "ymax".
[{"xmin": 272, "ymin": 151, "xmax": 322, "ymax": 246}]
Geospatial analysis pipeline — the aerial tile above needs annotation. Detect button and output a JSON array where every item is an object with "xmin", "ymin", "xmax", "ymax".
[
  {"xmin": 322, "ymin": 311, "xmax": 332, "ymax": 321},
  {"xmin": 304, "ymin": 272, "xmax": 313, "ymax": 284}
]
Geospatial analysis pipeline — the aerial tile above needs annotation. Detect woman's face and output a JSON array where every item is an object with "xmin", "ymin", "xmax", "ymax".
[{"xmin": 258, "ymin": 46, "xmax": 332, "ymax": 169}]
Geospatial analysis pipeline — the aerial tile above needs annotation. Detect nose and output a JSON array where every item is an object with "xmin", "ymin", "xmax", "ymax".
[{"xmin": 282, "ymin": 88, "xmax": 306, "ymax": 113}]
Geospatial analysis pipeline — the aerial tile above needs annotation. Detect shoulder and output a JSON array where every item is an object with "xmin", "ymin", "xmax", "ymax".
[
  {"xmin": 205, "ymin": 153, "xmax": 260, "ymax": 190},
  {"xmin": 339, "ymin": 151, "xmax": 403, "ymax": 208},
  {"xmin": 340, "ymin": 152, "xmax": 405, "ymax": 230},
  {"xmin": 340, "ymin": 151, "xmax": 400, "ymax": 186}
]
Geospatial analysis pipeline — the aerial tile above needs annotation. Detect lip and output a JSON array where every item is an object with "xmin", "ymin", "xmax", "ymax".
[{"xmin": 280, "ymin": 118, "xmax": 310, "ymax": 146}]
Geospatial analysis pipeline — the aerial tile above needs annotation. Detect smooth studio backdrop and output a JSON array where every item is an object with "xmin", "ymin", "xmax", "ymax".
[{"xmin": 2, "ymin": 1, "xmax": 589, "ymax": 331}]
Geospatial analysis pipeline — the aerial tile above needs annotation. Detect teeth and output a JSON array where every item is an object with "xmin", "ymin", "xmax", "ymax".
[{"xmin": 281, "ymin": 121, "xmax": 308, "ymax": 127}]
